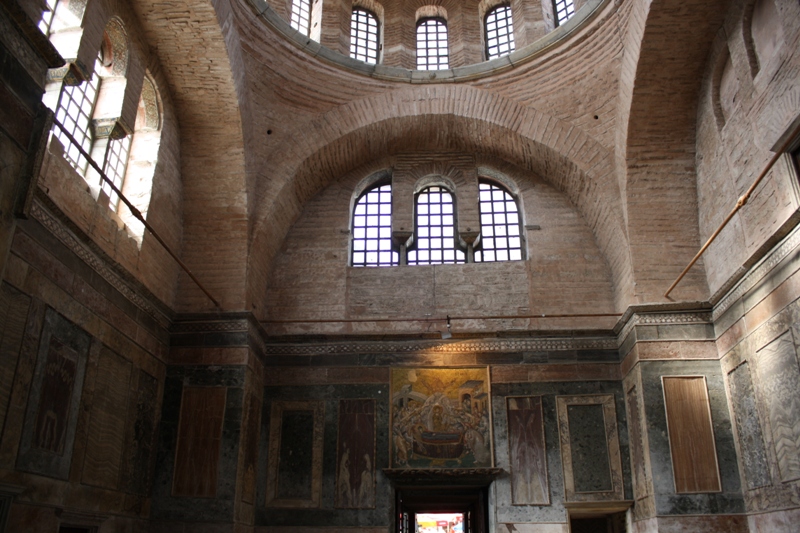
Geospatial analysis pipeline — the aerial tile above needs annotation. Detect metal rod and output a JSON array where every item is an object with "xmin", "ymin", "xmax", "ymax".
[
  {"xmin": 51, "ymin": 117, "xmax": 222, "ymax": 309},
  {"xmin": 262, "ymin": 312, "xmax": 622, "ymax": 325},
  {"xmin": 664, "ymin": 122, "xmax": 800, "ymax": 299}
]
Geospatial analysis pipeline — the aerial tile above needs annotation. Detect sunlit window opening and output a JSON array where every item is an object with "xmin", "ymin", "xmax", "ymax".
[
  {"xmin": 408, "ymin": 186, "xmax": 465, "ymax": 265},
  {"xmin": 416, "ymin": 18, "xmax": 449, "ymax": 70},
  {"xmin": 350, "ymin": 8, "xmax": 379, "ymax": 64},
  {"xmin": 54, "ymin": 73, "xmax": 99, "ymax": 174},
  {"xmin": 290, "ymin": 0, "xmax": 312, "ymax": 35},
  {"xmin": 553, "ymin": 0, "xmax": 575, "ymax": 26},
  {"xmin": 352, "ymin": 184, "xmax": 398, "ymax": 267},
  {"xmin": 38, "ymin": 0, "xmax": 58, "ymax": 36},
  {"xmin": 102, "ymin": 135, "xmax": 131, "ymax": 209},
  {"xmin": 475, "ymin": 181, "xmax": 523, "ymax": 262},
  {"xmin": 416, "ymin": 513, "xmax": 464, "ymax": 533},
  {"xmin": 485, "ymin": 4, "xmax": 515, "ymax": 60}
]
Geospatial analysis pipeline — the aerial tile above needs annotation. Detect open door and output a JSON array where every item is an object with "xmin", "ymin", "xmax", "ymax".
[{"xmin": 396, "ymin": 487, "xmax": 488, "ymax": 533}]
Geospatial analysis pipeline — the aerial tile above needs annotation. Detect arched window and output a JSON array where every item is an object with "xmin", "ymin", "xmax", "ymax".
[
  {"xmin": 475, "ymin": 181, "xmax": 523, "ymax": 262},
  {"xmin": 350, "ymin": 8, "xmax": 380, "ymax": 64},
  {"xmin": 485, "ymin": 4, "xmax": 515, "ymax": 60},
  {"xmin": 290, "ymin": 0, "xmax": 312, "ymax": 35},
  {"xmin": 53, "ymin": 71, "xmax": 99, "ymax": 173},
  {"xmin": 352, "ymin": 183, "xmax": 398, "ymax": 267},
  {"xmin": 553, "ymin": 0, "xmax": 575, "ymax": 26},
  {"xmin": 416, "ymin": 18, "xmax": 449, "ymax": 70},
  {"xmin": 408, "ymin": 186, "xmax": 465, "ymax": 265}
]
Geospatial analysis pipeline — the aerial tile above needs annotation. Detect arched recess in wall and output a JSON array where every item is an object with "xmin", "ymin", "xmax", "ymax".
[
  {"xmin": 246, "ymin": 88, "xmax": 630, "ymax": 313},
  {"xmin": 119, "ymin": 73, "xmax": 163, "ymax": 243},
  {"xmin": 620, "ymin": 0, "xmax": 726, "ymax": 303},
  {"xmin": 133, "ymin": 0, "xmax": 249, "ymax": 311},
  {"xmin": 748, "ymin": 0, "xmax": 785, "ymax": 76}
]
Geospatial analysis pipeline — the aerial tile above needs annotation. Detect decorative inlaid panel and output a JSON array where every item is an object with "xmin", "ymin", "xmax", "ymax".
[
  {"xmin": 727, "ymin": 363, "xmax": 771, "ymax": 489},
  {"xmin": 335, "ymin": 399, "xmax": 376, "ymax": 509},
  {"xmin": 662, "ymin": 377, "xmax": 721, "ymax": 493},
  {"xmin": 506, "ymin": 396, "xmax": 549, "ymax": 505},
  {"xmin": 17, "ymin": 308, "xmax": 90, "ymax": 479},
  {"xmin": 390, "ymin": 367, "xmax": 493, "ymax": 469},
  {"xmin": 82, "ymin": 348, "xmax": 132, "ymax": 489},
  {"xmin": 755, "ymin": 332, "xmax": 800, "ymax": 482},
  {"xmin": 569, "ymin": 404, "xmax": 612, "ymax": 492},
  {"xmin": 556, "ymin": 394, "xmax": 623, "ymax": 502},
  {"xmin": 172, "ymin": 387, "xmax": 227, "ymax": 497},
  {"xmin": 266, "ymin": 401, "xmax": 325, "ymax": 508}
]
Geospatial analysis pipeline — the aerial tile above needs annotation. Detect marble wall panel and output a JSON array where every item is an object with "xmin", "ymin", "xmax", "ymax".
[
  {"xmin": 556, "ymin": 394, "xmax": 624, "ymax": 502},
  {"xmin": 266, "ymin": 400, "xmax": 325, "ymax": 508},
  {"xmin": 241, "ymin": 390, "xmax": 261, "ymax": 505},
  {"xmin": 16, "ymin": 308, "xmax": 90, "ymax": 479},
  {"xmin": 81, "ymin": 347, "xmax": 132, "ymax": 489},
  {"xmin": 172, "ymin": 386, "xmax": 227, "ymax": 497},
  {"xmin": 727, "ymin": 362, "xmax": 771, "ymax": 490},
  {"xmin": 506, "ymin": 396, "xmax": 549, "ymax": 505},
  {"xmin": 335, "ymin": 399, "xmax": 376, "ymax": 509},
  {"xmin": 662, "ymin": 376, "xmax": 722, "ymax": 493},
  {"xmin": 0, "ymin": 283, "xmax": 30, "ymax": 435},
  {"xmin": 626, "ymin": 384, "xmax": 649, "ymax": 500},
  {"xmin": 121, "ymin": 369, "xmax": 159, "ymax": 497},
  {"xmin": 568, "ymin": 403, "xmax": 612, "ymax": 493},
  {"xmin": 755, "ymin": 331, "xmax": 800, "ymax": 482}
]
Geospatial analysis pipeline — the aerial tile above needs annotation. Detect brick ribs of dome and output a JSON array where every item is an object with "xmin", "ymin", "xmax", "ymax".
[{"xmin": 131, "ymin": 0, "xmax": 249, "ymax": 311}]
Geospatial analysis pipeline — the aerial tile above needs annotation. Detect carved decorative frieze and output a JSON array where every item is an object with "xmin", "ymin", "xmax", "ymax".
[{"xmin": 30, "ymin": 200, "xmax": 171, "ymax": 328}]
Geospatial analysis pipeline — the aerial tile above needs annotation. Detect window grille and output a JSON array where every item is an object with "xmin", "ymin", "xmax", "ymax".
[
  {"xmin": 38, "ymin": 0, "xmax": 58, "ymax": 36},
  {"xmin": 290, "ymin": 0, "xmax": 312, "ymax": 35},
  {"xmin": 350, "ymin": 8, "xmax": 379, "ymax": 64},
  {"xmin": 54, "ymin": 74, "xmax": 99, "ymax": 174},
  {"xmin": 475, "ymin": 181, "xmax": 523, "ymax": 262},
  {"xmin": 352, "ymin": 184, "xmax": 398, "ymax": 267},
  {"xmin": 553, "ymin": 0, "xmax": 575, "ymax": 26},
  {"xmin": 485, "ymin": 5, "xmax": 515, "ymax": 60},
  {"xmin": 408, "ymin": 186, "xmax": 465, "ymax": 265},
  {"xmin": 416, "ymin": 18, "xmax": 449, "ymax": 70},
  {"xmin": 102, "ymin": 135, "xmax": 131, "ymax": 210}
]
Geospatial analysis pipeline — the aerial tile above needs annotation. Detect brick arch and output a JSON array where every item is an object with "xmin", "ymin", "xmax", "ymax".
[
  {"xmin": 248, "ymin": 85, "xmax": 633, "ymax": 313},
  {"xmin": 132, "ymin": 0, "xmax": 249, "ymax": 311},
  {"xmin": 618, "ymin": 0, "xmax": 728, "ymax": 305}
]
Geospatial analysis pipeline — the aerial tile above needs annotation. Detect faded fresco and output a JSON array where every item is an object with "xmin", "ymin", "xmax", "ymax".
[
  {"xmin": 335, "ymin": 399, "xmax": 376, "ymax": 508},
  {"xmin": 507, "ymin": 396, "xmax": 549, "ymax": 504},
  {"xmin": 17, "ymin": 308, "xmax": 90, "ymax": 480},
  {"xmin": 390, "ymin": 367, "xmax": 492, "ymax": 468}
]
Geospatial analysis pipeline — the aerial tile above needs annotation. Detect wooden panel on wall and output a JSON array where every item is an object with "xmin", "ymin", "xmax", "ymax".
[
  {"xmin": 335, "ymin": 399, "xmax": 376, "ymax": 509},
  {"xmin": 662, "ymin": 376, "xmax": 721, "ymax": 493},
  {"xmin": 755, "ymin": 331, "xmax": 800, "ymax": 482},
  {"xmin": 82, "ymin": 348, "xmax": 132, "ymax": 489},
  {"xmin": 506, "ymin": 396, "xmax": 549, "ymax": 505},
  {"xmin": 267, "ymin": 401, "xmax": 325, "ymax": 508},
  {"xmin": 172, "ymin": 386, "xmax": 227, "ymax": 497}
]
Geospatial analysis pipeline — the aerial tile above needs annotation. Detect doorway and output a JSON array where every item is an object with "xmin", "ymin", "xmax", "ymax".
[{"xmin": 395, "ymin": 487, "xmax": 488, "ymax": 533}]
